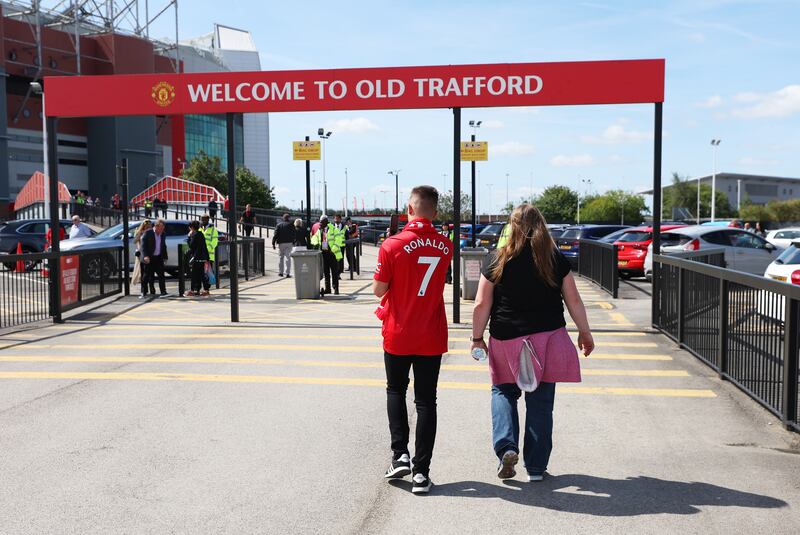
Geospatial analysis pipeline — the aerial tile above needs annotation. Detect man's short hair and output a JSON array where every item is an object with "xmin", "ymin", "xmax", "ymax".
[
  {"xmin": 155, "ymin": 218, "xmax": 166, "ymax": 227},
  {"xmin": 283, "ymin": 213, "xmax": 290, "ymax": 221},
  {"xmin": 71, "ymin": 215, "xmax": 80, "ymax": 222},
  {"xmin": 409, "ymin": 186, "xmax": 439, "ymax": 217}
]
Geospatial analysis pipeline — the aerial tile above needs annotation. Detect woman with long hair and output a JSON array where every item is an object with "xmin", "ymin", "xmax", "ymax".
[
  {"xmin": 132, "ymin": 219, "xmax": 152, "ymax": 296},
  {"xmin": 471, "ymin": 204, "xmax": 594, "ymax": 482}
]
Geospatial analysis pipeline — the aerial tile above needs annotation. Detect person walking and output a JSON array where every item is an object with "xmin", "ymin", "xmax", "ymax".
[
  {"xmin": 141, "ymin": 218, "xmax": 169, "ymax": 298},
  {"xmin": 144, "ymin": 198, "xmax": 153, "ymax": 218},
  {"xmin": 240, "ymin": 204, "xmax": 256, "ymax": 238},
  {"xmin": 185, "ymin": 220, "xmax": 210, "ymax": 297},
  {"xmin": 68, "ymin": 215, "xmax": 93, "ymax": 239},
  {"xmin": 293, "ymin": 218, "xmax": 309, "ymax": 249},
  {"xmin": 200, "ymin": 215, "xmax": 218, "ymax": 294},
  {"xmin": 373, "ymin": 186, "xmax": 453, "ymax": 494},
  {"xmin": 471, "ymin": 204, "xmax": 594, "ymax": 483},
  {"xmin": 333, "ymin": 214, "xmax": 347, "ymax": 274},
  {"xmin": 272, "ymin": 213, "xmax": 296, "ymax": 277},
  {"xmin": 755, "ymin": 222, "xmax": 766, "ymax": 237},
  {"xmin": 132, "ymin": 219, "xmax": 152, "ymax": 291},
  {"xmin": 310, "ymin": 214, "xmax": 343, "ymax": 294},
  {"xmin": 208, "ymin": 199, "xmax": 218, "ymax": 223}
]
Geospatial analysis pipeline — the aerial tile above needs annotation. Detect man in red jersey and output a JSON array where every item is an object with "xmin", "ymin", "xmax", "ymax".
[{"xmin": 373, "ymin": 185, "xmax": 453, "ymax": 494}]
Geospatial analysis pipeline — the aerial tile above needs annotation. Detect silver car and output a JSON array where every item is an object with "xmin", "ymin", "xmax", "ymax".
[
  {"xmin": 658, "ymin": 225, "xmax": 782, "ymax": 275},
  {"xmin": 60, "ymin": 220, "xmax": 228, "ymax": 275}
]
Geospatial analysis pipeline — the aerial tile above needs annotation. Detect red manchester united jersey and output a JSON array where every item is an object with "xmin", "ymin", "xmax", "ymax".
[{"xmin": 374, "ymin": 218, "xmax": 453, "ymax": 355}]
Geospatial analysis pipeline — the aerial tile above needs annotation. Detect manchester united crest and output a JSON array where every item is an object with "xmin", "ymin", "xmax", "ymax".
[{"xmin": 151, "ymin": 81, "xmax": 175, "ymax": 107}]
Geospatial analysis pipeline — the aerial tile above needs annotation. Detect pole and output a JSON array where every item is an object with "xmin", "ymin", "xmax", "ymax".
[
  {"xmin": 471, "ymin": 134, "xmax": 477, "ymax": 247},
  {"xmin": 711, "ymin": 143, "xmax": 717, "ymax": 222},
  {"xmin": 226, "ymin": 113, "xmax": 239, "ymax": 322},
  {"xmin": 46, "ymin": 116, "xmax": 62, "ymax": 323},
  {"xmin": 696, "ymin": 177, "xmax": 701, "ymax": 224},
  {"xmin": 395, "ymin": 171, "xmax": 399, "ymax": 214},
  {"xmin": 737, "ymin": 178, "xmax": 742, "ymax": 212},
  {"xmin": 345, "ymin": 167, "xmax": 349, "ymax": 217},
  {"xmin": 651, "ymin": 102, "xmax": 663, "ymax": 326},
  {"xmin": 453, "ymin": 107, "xmax": 462, "ymax": 324},
  {"xmin": 322, "ymin": 138, "xmax": 328, "ymax": 214},
  {"xmin": 505, "ymin": 173, "xmax": 509, "ymax": 211},
  {"xmin": 120, "ymin": 158, "xmax": 130, "ymax": 296},
  {"xmin": 42, "ymin": 91, "xmax": 49, "ymax": 209},
  {"xmin": 305, "ymin": 135, "xmax": 311, "ymax": 228}
]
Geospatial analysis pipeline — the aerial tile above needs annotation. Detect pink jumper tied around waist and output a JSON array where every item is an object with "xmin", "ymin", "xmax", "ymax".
[{"xmin": 488, "ymin": 327, "xmax": 581, "ymax": 386}]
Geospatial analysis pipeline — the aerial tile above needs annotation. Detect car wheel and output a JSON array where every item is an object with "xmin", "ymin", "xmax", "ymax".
[{"xmin": 619, "ymin": 271, "xmax": 632, "ymax": 279}]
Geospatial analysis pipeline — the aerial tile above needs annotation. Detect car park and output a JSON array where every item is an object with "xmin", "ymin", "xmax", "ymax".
[
  {"xmin": 475, "ymin": 222, "xmax": 506, "ymax": 250},
  {"xmin": 457, "ymin": 223, "xmax": 487, "ymax": 248},
  {"xmin": 555, "ymin": 224, "xmax": 629, "ymax": 269},
  {"xmin": 59, "ymin": 220, "xmax": 228, "ymax": 276},
  {"xmin": 548, "ymin": 224, "xmax": 570, "ymax": 238},
  {"xmin": 0, "ymin": 219, "xmax": 78, "ymax": 271},
  {"xmin": 655, "ymin": 225, "xmax": 781, "ymax": 275},
  {"xmin": 614, "ymin": 224, "xmax": 686, "ymax": 278},
  {"xmin": 700, "ymin": 219, "xmax": 743, "ymax": 228},
  {"xmin": 763, "ymin": 240, "xmax": 800, "ymax": 284},
  {"xmin": 765, "ymin": 228, "xmax": 800, "ymax": 249},
  {"xmin": 598, "ymin": 227, "xmax": 630, "ymax": 244}
]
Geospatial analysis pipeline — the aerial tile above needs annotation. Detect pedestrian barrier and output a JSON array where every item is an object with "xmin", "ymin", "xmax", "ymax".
[
  {"xmin": 578, "ymin": 239, "xmax": 619, "ymax": 298},
  {"xmin": 0, "ymin": 247, "xmax": 123, "ymax": 329},
  {"xmin": 653, "ymin": 254, "xmax": 799, "ymax": 432}
]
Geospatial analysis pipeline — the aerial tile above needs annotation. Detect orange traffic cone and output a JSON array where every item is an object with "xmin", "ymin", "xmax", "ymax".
[{"xmin": 14, "ymin": 242, "xmax": 24, "ymax": 273}]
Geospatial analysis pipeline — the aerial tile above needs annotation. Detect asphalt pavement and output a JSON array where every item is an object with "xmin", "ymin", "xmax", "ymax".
[{"xmin": 0, "ymin": 244, "xmax": 798, "ymax": 534}]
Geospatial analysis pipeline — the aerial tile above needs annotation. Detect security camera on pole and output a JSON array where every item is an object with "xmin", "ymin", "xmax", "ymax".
[{"xmin": 318, "ymin": 128, "xmax": 332, "ymax": 214}]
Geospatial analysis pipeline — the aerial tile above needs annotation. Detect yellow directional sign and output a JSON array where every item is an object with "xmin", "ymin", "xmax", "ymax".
[
  {"xmin": 293, "ymin": 141, "xmax": 321, "ymax": 160},
  {"xmin": 461, "ymin": 141, "xmax": 488, "ymax": 161}
]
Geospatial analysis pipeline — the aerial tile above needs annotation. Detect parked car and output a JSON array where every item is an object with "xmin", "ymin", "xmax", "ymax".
[
  {"xmin": 765, "ymin": 228, "xmax": 800, "ymax": 249},
  {"xmin": 556, "ymin": 224, "xmax": 630, "ymax": 269},
  {"xmin": 59, "ymin": 220, "xmax": 228, "ymax": 276},
  {"xmin": 456, "ymin": 223, "xmax": 487, "ymax": 248},
  {"xmin": 548, "ymin": 224, "xmax": 570, "ymax": 238},
  {"xmin": 598, "ymin": 227, "xmax": 631, "ymax": 244},
  {"xmin": 475, "ymin": 222, "xmax": 506, "ymax": 250},
  {"xmin": 763, "ymin": 239, "xmax": 800, "ymax": 284},
  {"xmin": 700, "ymin": 219, "xmax": 743, "ymax": 228},
  {"xmin": 655, "ymin": 225, "xmax": 782, "ymax": 275},
  {"xmin": 614, "ymin": 225, "xmax": 686, "ymax": 278},
  {"xmin": 0, "ymin": 219, "xmax": 77, "ymax": 271}
]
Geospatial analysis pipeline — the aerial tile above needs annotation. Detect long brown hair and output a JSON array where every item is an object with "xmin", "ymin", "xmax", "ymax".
[{"xmin": 490, "ymin": 204, "xmax": 558, "ymax": 287}]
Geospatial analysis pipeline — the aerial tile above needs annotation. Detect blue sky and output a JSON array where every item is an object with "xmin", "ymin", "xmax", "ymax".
[{"xmin": 153, "ymin": 0, "xmax": 800, "ymax": 213}]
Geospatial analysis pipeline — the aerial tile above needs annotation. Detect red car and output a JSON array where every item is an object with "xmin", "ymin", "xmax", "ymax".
[{"xmin": 614, "ymin": 224, "xmax": 686, "ymax": 278}]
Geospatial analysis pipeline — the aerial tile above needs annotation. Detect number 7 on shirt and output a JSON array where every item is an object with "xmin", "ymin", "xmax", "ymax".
[{"xmin": 417, "ymin": 256, "xmax": 440, "ymax": 296}]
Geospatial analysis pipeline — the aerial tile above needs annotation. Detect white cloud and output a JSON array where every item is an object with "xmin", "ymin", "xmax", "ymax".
[
  {"xmin": 733, "ymin": 92, "xmax": 761, "ymax": 103},
  {"xmin": 490, "ymin": 141, "xmax": 536, "ymax": 156},
  {"xmin": 369, "ymin": 183, "xmax": 392, "ymax": 194},
  {"xmin": 608, "ymin": 154, "xmax": 625, "ymax": 164},
  {"xmin": 550, "ymin": 154, "xmax": 595, "ymax": 167},
  {"xmin": 506, "ymin": 106, "xmax": 540, "ymax": 115},
  {"xmin": 697, "ymin": 95, "xmax": 722, "ymax": 108},
  {"xmin": 324, "ymin": 117, "xmax": 379, "ymax": 134},
  {"xmin": 272, "ymin": 186, "xmax": 290, "ymax": 195},
  {"xmin": 738, "ymin": 157, "xmax": 779, "ymax": 166},
  {"xmin": 482, "ymin": 119, "xmax": 505, "ymax": 129},
  {"xmin": 731, "ymin": 85, "xmax": 800, "ymax": 119},
  {"xmin": 581, "ymin": 123, "xmax": 653, "ymax": 145}
]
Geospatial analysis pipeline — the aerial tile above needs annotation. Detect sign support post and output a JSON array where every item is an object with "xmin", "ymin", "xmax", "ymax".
[
  {"xmin": 453, "ymin": 107, "xmax": 462, "ymax": 324},
  {"xmin": 226, "ymin": 112, "xmax": 239, "ymax": 322},
  {"xmin": 305, "ymin": 135, "xmax": 311, "ymax": 228},
  {"xmin": 651, "ymin": 102, "xmax": 663, "ymax": 326},
  {"xmin": 471, "ymin": 134, "xmax": 477, "ymax": 247},
  {"xmin": 120, "ymin": 158, "xmax": 130, "ymax": 296},
  {"xmin": 46, "ymin": 116, "xmax": 62, "ymax": 323}
]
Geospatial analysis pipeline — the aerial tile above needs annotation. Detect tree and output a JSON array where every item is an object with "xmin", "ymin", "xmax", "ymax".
[
  {"xmin": 663, "ymin": 172, "xmax": 734, "ymax": 220},
  {"xmin": 766, "ymin": 199, "xmax": 800, "ymax": 223},
  {"xmin": 530, "ymin": 185, "xmax": 578, "ymax": 223},
  {"xmin": 437, "ymin": 191, "xmax": 472, "ymax": 222},
  {"xmin": 581, "ymin": 190, "xmax": 648, "ymax": 224},
  {"xmin": 739, "ymin": 202, "xmax": 770, "ymax": 223},
  {"xmin": 183, "ymin": 151, "xmax": 276, "ymax": 209}
]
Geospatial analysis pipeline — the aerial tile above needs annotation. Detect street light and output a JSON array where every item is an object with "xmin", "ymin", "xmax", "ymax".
[
  {"xmin": 318, "ymin": 128, "xmax": 333, "ymax": 214},
  {"xmin": 486, "ymin": 183, "xmax": 494, "ymax": 217},
  {"xmin": 578, "ymin": 178, "xmax": 592, "ymax": 224},
  {"xmin": 505, "ymin": 172, "xmax": 510, "ymax": 210},
  {"xmin": 344, "ymin": 167, "xmax": 349, "ymax": 217},
  {"xmin": 468, "ymin": 120, "xmax": 482, "ymax": 246},
  {"xmin": 710, "ymin": 139, "xmax": 721, "ymax": 222},
  {"xmin": 379, "ymin": 188, "xmax": 389, "ymax": 211},
  {"xmin": 388, "ymin": 170, "xmax": 401, "ymax": 214},
  {"xmin": 30, "ymin": 82, "xmax": 48, "ymax": 207}
]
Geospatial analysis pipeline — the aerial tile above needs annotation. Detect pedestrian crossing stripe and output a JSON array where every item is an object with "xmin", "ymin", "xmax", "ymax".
[{"xmin": 0, "ymin": 371, "xmax": 715, "ymax": 397}]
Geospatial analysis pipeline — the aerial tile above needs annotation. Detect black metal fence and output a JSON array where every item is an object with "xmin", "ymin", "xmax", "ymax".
[
  {"xmin": 0, "ymin": 246, "xmax": 123, "ymax": 329},
  {"xmin": 578, "ymin": 239, "xmax": 619, "ymax": 298},
  {"xmin": 177, "ymin": 238, "xmax": 266, "ymax": 297},
  {"xmin": 653, "ymin": 254, "xmax": 799, "ymax": 432}
]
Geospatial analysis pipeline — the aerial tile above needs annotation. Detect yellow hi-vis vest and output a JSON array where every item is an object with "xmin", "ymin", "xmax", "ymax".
[
  {"xmin": 311, "ymin": 223, "xmax": 344, "ymax": 261},
  {"xmin": 497, "ymin": 223, "xmax": 511, "ymax": 248},
  {"xmin": 201, "ymin": 224, "xmax": 219, "ymax": 261}
]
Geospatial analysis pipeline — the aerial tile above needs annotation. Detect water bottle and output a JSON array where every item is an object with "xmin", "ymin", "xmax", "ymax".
[{"xmin": 471, "ymin": 347, "xmax": 488, "ymax": 362}]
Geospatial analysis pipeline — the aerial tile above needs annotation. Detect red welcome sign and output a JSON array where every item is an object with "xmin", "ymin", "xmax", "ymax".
[
  {"xmin": 44, "ymin": 59, "xmax": 664, "ymax": 117},
  {"xmin": 60, "ymin": 255, "xmax": 80, "ymax": 307}
]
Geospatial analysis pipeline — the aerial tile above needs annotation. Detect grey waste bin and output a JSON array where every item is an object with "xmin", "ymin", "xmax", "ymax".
[
  {"xmin": 461, "ymin": 247, "xmax": 490, "ymax": 301},
  {"xmin": 291, "ymin": 249, "xmax": 322, "ymax": 299}
]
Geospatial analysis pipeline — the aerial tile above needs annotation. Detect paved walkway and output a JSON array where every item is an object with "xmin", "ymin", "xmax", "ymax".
[{"xmin": 0, "ymin": 245, "xmax": 798, "ymax": 533}]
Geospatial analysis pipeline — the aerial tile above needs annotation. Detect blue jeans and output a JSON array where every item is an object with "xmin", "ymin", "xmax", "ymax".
[{"xmin": 491, "ymin": 382, "xmax": 555, "ymax": 476}]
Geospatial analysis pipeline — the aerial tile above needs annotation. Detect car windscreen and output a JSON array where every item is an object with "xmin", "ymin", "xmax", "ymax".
[
  {"xmin": 775, "ymin": 244, "xmax": 800, "ymax": 265},
  {"xmin": 599, "ymin": 229, "xmax": 627, "ymax": 242},
  {"xmin": 479, "ymin": 224, "xmax": 504, "ymax": 235},
  {"xmin": 94, "ymin": 223, "xmax": 124, "ymax": 238},
  {"xmin": 559, "ymin": 229, "xmax": 582, "ymax": 239},
  {"xmin": 616, "ymin": 231, "xmax": 651, "ymax": 243}
]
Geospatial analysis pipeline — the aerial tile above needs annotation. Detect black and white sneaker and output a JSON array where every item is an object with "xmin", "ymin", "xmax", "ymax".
[
  {"xmin": 497, "ymin": 450, "xmax": 519, "ymax": 479},
  {"xmin": 412, "ymin": 473, "xmax": 432, "ymax": 494},
  {"xmin": 384, "ymin": 453, "xmax": 411, "ymax": 479}
]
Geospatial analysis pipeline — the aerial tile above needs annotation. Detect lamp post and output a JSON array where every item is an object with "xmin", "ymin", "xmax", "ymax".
[
  {"xmin": 380, "ymin": 189, "xmax": 389, "ymax": 211},
  {"xmin": 388, "ymin": 170, "xmax": 401, "ymax": 214},
  {"xmin": 578, "ymin": 178, "xmax": 592, "ymax": 224},
  {"xmin": 344, "ymin": 167, "xmax": 349, "ymax": 217},
  {"xmin": 486, "ymin": 183, "xmax": 493, "ymax": 218},
  {"xmin": 468, "ymin": 120, "xmax": 482, "ymax": 246},
  {"xmin": 710, "ymin": 139, "xmax": 721, "ymax": 222},
  {"xmin": 318, "ymin": 128, "xmax": 332, "ymax": 214},
  {"xmin": 505, "ymin": 172, "xmax": 510, "ymax": 211},
  {"xmin": 696, "ymin": 175, "xmax": 701, "ymax": 224},
  {"xmin": 30, "ymin": 82, "xmax": 48, "ymax": 208}
]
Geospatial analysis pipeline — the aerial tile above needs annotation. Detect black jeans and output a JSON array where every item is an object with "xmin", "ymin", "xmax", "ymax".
[
  {"xmin": 142, "ymin": 256, "xmax": 166, "ymax": 295},
  {"xmin": 243, "ymin": 225, "xmax": 253, "ymax": 237},
  {"xmin": 322, "ymin": 250, "xmax": 339, "ymax": 292},
  {"xmin": 384, "ymin": 352, "xmax": 442, "ymax": 476},
  {"xmin": 190, "ymin": 261, "xmax": 206, "ymax": 293}
]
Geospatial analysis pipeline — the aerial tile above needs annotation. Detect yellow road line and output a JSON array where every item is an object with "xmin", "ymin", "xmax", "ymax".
[
  {"xmin": 0, "ymin": 371, "xmax": 713, "ymax": 397},
  {"xmin": 0, "ymin": 356, "xmax": 688, "ymax": 377}
]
